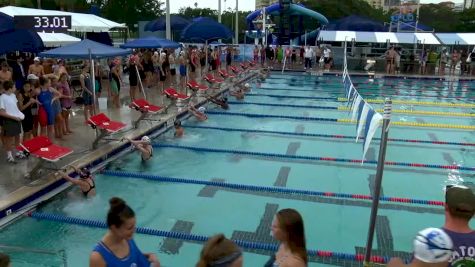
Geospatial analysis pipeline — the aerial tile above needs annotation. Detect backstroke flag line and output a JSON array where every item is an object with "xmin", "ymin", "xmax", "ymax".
[{"xmin": 342, "ymin": 45, "xmax": 385, "ymax": 162}]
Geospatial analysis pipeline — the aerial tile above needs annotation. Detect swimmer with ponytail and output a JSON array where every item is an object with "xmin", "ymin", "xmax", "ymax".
[{"xmin": 90, "ymin": 197, "xmax": 160, "ymax": 267}]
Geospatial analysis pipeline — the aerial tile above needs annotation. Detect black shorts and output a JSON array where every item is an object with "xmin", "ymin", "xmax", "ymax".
[
  {"xmin": 3, "ymin": 118, "xmax": 21, "ymax": 137},
  {"xmin": 324, "ymin": 57, "xmax": 331, "ymax": 64},
  {"xmin": 21, "ymin": 115, "xmax": 33, "ymax": 132},
  {"xmin": 159, "ymin": 72, "xmax": 166, "ymax": 81},
  {"xmin": 170, "ymin": 68, "xmax": 176, "ymax": 76},
  {"xmin": 190, "ymin": 64, "xmax": 196, "ymax": 73}
]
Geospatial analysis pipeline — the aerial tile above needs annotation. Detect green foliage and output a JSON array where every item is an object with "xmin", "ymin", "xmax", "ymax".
[
  {"xmin": 302, "ymin": 0, "xmax": 390, "ymax": 22},
  {"xmin": 100, "ymin": 0, "xmax": 163, "ymax": 28},
  {"xmin": 419, "ymin": 4, "xmax": 458, "ymax": 32},
  {"xmin": 0, "ymin": 0, "xmax": 34, "ymax": 7}
]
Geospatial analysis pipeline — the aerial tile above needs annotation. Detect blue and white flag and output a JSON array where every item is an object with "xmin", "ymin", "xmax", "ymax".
[
  {"xmin": 362, "ymin": 110, "xmax": 383, "ymax": 162},
  {"xmin": 351, "ymin": 94, "xmax": 362, "ymax": 122},
  {"xmin": 356, "ymin": 102, "xmax": 370, "ymax": 142}
]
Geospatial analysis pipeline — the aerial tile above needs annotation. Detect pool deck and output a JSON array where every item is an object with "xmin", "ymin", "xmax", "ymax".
[{"xmin": 0, "ymin": 70, "xmax": 257, "ymax": 225}]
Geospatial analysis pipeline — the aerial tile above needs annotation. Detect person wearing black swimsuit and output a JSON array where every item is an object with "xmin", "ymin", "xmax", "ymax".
[{"xmin": 57, "ymin": 166, "xmax": 96, "ymax": 197}]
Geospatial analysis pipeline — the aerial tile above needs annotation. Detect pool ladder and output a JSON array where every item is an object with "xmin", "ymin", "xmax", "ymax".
[{"xmin": 0, "ymin": 244, "xmax": 67, "ymax": 266}]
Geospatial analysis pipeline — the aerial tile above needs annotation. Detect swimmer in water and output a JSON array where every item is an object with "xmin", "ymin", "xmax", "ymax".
[
  {"xmin": 206, "ymin": 95, "xmax": 229, "ymax": 110},
  {"xmin": 57, "ymin": 166, "xmax": 96, "ymax": 197},
  {"xmin": 188, "ymin": 105, "xmax": 208, "ymax": 121},
  {"xmin": 174, "ymin": 120, "xmax": 184, "ymax": 137},
  {"xmin": 230, "ymin": 87, "xmax": 245, "ymax": 100},
  {"xmin": 124, "ymin": 136, "xmax": 153, "ymax": 161}
]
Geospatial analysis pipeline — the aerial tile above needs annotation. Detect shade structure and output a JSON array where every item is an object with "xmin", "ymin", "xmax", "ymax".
[
  {"xmin": 436, "ymin": 33, "xmax": 475, "ymax": 45},
  {"xmin": 39, "ymin": 39, "xmax": 131, "ymax": 59},
  {"xmin": 120, "ymin": 36, "xmax": 181, "ymax": 49},
  {"xmin": 209, "ymin": 41, "xmax": 227, "ymax": 47},
  {"xmin": 144, "ymin": 15, "xmax": 190, "ymax": 32},
  {"xmin": 0, "ymin": 29, "xmax": 44, "ymax": 54},
  {"xmin": 318, "ymin": 30, "xmax": 440, "ymax": 45},
  {"xmin": 38, "ymin": 32, "xmax": 80, "ymax": 47},
  {"xmin": 0, "ymin": 6, "xmax": 126, "ymax": 32},
  {"xmin": 181, "ymin": 20, "xmax": 233, "ymax": 42}
]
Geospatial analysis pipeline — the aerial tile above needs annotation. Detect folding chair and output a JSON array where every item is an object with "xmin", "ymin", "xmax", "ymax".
[
  {"xmin": 129, "ymin": 98, "xmax": 165, "ymax": 128},
  {"xmin": 87, "ymin": 113, "xmax": 127, "ymax": 149},
  {"xmin": 18, "ymin": 136, "xmax": 73, "ymax": 179}
]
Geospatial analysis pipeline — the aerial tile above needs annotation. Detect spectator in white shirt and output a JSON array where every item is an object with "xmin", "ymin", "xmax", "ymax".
[
  {"xmin": 304, "ymin": 46, "xmax": 314, "ymax": 70},
  {"xmin": 0, "ymin": 81, "xmax": 25, "ymax": 163}
]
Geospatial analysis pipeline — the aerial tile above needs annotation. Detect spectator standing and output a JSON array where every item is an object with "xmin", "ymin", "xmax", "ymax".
[
  {"xmin": 0, "ymin": 81, "xmax": 25, "ymax": 163},
  {"xmin": 443, "ymin": 185, "xmax": 475, "ymax": 266},
  {"xmin": 304, "ymin": 45, "xmax": 314, "ymax": 70}
]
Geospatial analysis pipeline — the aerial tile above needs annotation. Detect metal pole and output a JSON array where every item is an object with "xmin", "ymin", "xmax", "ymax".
[
  {"xmin": 414, "ymin": 0, "xmax": 420, "ymax": 32},
  {"xmin": 166, "ymin": 0, "xmax": 171, "ymax": 39},
  {"xmin": 89, "ymin": 49, "xmax": 97, "ymax": 115},
  {"xmin": 235, "ymin": 0, "xmax": 239, "ymax": 44},
  {"xmin": 363, "ymin": 98, "xmax": 392, "ymax": 266},
  {"xmin": 262, "ymin": 7, "xmax": 266, "ymax": 46},
  {"xmin": 218, "ymin": 0, "xmax": 222, "ymax": 23}
]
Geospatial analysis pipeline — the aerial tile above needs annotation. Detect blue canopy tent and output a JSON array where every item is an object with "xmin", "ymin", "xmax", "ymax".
[
  {"xmin": 0, "ymin": 11, "xmax": 14, "ymax": 33},
  {"xmin": 144, "ymin": 15, "xmax": 190, "ymax": 32},
  {"xmin": 326, "ymin": 15, "xmax": 386, "ymax": 32},
  {"xmin": 120, "ymin": 36, "xmax": 181, "ymax": 49},
  {"xmin": 40, "ymin": 39, "xmax": 131, "ymax": 108},
  {"xmin": 0, "ymin": 29, "xmax": 44, "ymax": 55},
  {"xmin": 181, "ymin": 20, "xmax": 233, "ymax": 42}
]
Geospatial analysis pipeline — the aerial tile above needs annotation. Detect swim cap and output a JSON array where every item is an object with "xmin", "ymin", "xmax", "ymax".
[
  {"xmin": 174, "ymin": 120, "xmax": 181, "ymax": 127},
  {"xmin": 198, "ymin": 106, "xmax": 206, "ymax": 113},
  {"xmin": 244, "ymin": 83, "xmax": 250, "ymax": 88},
  {"xmin": 79, "ymin": 167, "xmax": 91, "ymax": 178},
  {"xmin": 141, "ymin": 136, "xmax": 151, "ymax": 143},
  {"xmin": 413, "ymin": 228, "xmax": 453, "ymax": 263}
]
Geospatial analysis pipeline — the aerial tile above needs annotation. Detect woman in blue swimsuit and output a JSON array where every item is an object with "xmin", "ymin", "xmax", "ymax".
[
  {"xmin": 37, "ymin": 77, "xmax": 59, "ymax": 140},
  {"xmin": 90, "ymin": 197, "xmax": 160, "ymax": 267}
]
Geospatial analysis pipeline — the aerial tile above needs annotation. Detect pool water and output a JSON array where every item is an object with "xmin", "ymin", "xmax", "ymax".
[{"xmin": 1, "ymin": 73, "xmax": 474, "ymax": 266}]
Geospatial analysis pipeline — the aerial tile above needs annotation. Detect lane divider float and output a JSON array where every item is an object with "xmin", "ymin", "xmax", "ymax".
[
  {"xmin": 206, "ymin": 111, "xmax": 475, "ymax": 130},
  {"xmin": 152, "ymin": 144, "xmax": 475, "ymax": 172},
  {"xmin": 102, "ymin": 170, "xmax": 445, "ymax": 207},
  {"xmin": 27, "ymin": 211, "xmax": 391, "ymax": 264},
  {"xmin": 228, "ymin": 101, "xmax": 475, "ymax": 117},
  {"xmin": 185, "ymin": 125, "xmax": 475, "ymax": 147}
]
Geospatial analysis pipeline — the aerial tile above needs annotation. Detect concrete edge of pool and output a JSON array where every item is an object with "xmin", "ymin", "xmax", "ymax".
[{"xmin": 0, "ymin": 72, "xmax": 258, "ymax": 228}]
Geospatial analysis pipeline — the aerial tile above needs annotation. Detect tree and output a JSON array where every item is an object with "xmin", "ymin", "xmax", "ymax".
[
  {"xmin": 178, "ymin": 7, "xmax": 217, "ymax": 18},
  {"xmin": 419, "ymin": 4, "xmax": 458, "ymax": 32},
  {"xmin": 0, "ymin": 0, "xmax": 35, "ymax": 7},
  {"xmin": 100, "ymin": 0, "xmax": 164, "ymax": 28},
  {"xmin": 456, "ymin": 8, "xmax": 475, "ymax": 32}
]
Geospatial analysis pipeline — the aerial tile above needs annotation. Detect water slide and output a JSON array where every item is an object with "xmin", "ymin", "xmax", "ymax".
[
  {"xmin": 246, "ymin": 2, "xmax": 328, "ymax": 30},
  {"xmin": 246, "ymin": 2, "xmax": 328, "ymax": 44}
]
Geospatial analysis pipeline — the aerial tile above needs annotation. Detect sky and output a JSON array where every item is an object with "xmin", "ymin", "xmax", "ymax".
[{"xmin": 170, "ymin": 0, "xmax": 465, "ymax": 13}]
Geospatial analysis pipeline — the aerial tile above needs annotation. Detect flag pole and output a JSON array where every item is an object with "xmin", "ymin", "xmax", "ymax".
[{"xmin": 363, "ymin": 97, "xmax": 392, "ymax": 267}]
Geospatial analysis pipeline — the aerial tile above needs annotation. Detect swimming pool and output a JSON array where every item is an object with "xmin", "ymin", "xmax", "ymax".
[{"xmin": 1, "ymin": 73, "xmax": 474, "ymax": 266}]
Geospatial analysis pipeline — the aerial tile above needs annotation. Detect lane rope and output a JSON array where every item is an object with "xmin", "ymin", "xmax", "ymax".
[
  {"xmin": 185, "ymin": 125, "xmax": 475, "ymax": 147},
  {"xmin": 228, "ymin": 101, "xmax": 475, "ymax": 117},
  {"xmin": 206, "ymin": 111, "xmax": 475, "ymax": 130},
  {"xmin": 27, "ymin": 211, "xmax": 390, "ymax": 263},
  {"xmin": 255, "ymin": 87, "xmax": 473, "ymax": 100},
  {"xmin": 152, "ymin": 144, "xmax": 475, "ymax": 171},
  {"xmin": 337, "ymin": 98, "xmax": 475, "ymax": 108},
  {"xmin": 245, "ymin": 93, "xmax": 475, "ymax": 108},
  {"xmin": 101, "ymin": 170, "xmax": 445, "ymax": 207}
]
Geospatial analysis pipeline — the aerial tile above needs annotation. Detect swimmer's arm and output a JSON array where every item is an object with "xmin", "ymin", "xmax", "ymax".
[
  {"xmin": 57, "ymin": 172, "xmax": 84, "ymax": 186},
  {"xmin": 89, "ymin": 251, "xmax": 107, "ymax": 267}
]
